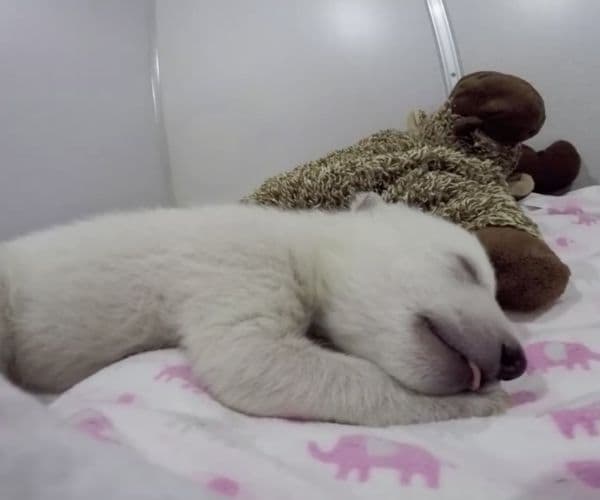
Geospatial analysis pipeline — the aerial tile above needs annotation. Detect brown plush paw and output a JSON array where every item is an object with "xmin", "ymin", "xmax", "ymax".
[{"xmin": 475, "ymin": 227, "xmax": 570, "ymax": 311}]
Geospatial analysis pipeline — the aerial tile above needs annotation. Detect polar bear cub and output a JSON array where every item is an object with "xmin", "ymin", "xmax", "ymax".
[{"xmin": 0, "ymin": 193, "xmax": 525, "ymax": 426}]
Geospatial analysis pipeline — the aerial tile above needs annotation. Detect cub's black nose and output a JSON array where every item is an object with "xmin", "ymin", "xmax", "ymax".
[{"xmin": 498, "ymin": 344, "xmax": 527, "ymax": 381}]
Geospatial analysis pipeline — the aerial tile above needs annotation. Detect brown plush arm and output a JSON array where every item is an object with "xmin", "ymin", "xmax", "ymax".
[
  {"xmin": 387, "ymin": 171, "xmax": 570, "ymax": 312},
  {"xmin": 476, "ymin": 227, "xmax": 570, "ymax": 311}
]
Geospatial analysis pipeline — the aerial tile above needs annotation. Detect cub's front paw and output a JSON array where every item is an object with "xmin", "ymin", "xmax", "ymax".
[{"xmin": 458, "ymin": 385, "xmax": 510, "ymax": 418}]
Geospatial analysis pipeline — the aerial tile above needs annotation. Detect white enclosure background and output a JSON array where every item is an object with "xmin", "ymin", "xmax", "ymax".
[
  {"xmin": 156, "ymin": 0, "xmax": 446, "ymax": 205},
  {"xmin": 447, "ymin": 0, "xmax": 600, "ymax": 188},
  {"xmin": 2, "ymin": 1, "xmax": 599, "ymax": 238},
  {"xmin": 0, "ymin": 0, "xmax": 171, "ymax": 240}
]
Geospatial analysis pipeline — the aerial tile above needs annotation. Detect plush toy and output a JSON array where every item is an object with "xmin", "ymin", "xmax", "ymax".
[
  {"xmin": 244, "ymin": 71, "xmax": 570, "ymax": 312},
  {"xmin": 514, "ymin": 140, "xmax": 581, "ymax": 195},
  {"xmin": 452, "ymin": 71, "xmax": 581, "ymax": 198}
]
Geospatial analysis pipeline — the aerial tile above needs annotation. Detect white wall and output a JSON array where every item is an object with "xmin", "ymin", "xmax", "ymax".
[
  {"xmin": 156, "ymin": 0, "xmax": 446, "ymax": 205},
  {"xmin": 0, "ymin": 0, "xmax": 172, "ymax": 240},
  {"xmin": 447, "ymin": 0, "xmax": 600, "ymax": 187},
  {"xmin": 3, "ymin": 1, "xmax": 596, "ymax": 238}
]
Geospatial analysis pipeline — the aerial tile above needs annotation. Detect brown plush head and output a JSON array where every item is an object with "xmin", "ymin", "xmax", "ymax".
[{"xmin": 450, "ymin": 71, "xmax": 546, "ymax": 145}]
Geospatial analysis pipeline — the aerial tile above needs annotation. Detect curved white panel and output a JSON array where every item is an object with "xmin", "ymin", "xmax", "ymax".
[
  {"xmin": 447, "ymin": 0, "xmax": 600, "ymax": 187},
  {"xmin": 0, "ymin": 0, "xmax": 172, "ymax": 240},
  {"xmin": 156, "ymin": 0, "xmax": 446, "ymax": 204}
]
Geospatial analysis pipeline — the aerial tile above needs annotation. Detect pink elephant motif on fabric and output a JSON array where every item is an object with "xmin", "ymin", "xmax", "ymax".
[
  {"xmin": 567, "ymin": 460, "xmax": 600, "ymax": 489},
  {"xmin": 555, "ymin": 236, "xmax": 574, "ymax": 249},
  {"xmin": 206, "ymin": 476, "xmax": 241, "ymax": 497},
  {"xmin": 525, "ymin": 341, "xmax": 600, "ymax": 374},
  {"xmin": 509, "ymin": 390, "xmax": 539, "ymax": 407},
  {"xmin": 308, "ymin": 434, "xmax": 447, "ymax": 488},
  {"xmin": 548, "ymin": 203, "xmax": 600, "ymax": 226},
  {"xmin": 191, "ymin": 472, "xmax": 244, "ymax": 498},
  {"xmin": 551, "ymin": 402, "xmax": 600, "ymax": 439},
  {"xmin": 115, "ymin": 392, "xmax": 137, "ymax": 405},
  {"xmin": 71, "ymin": 409, "xmax": 119, "ymax": 443},
  {"xmin": 155, "ymin": 363, "xmax": 206, "ymax": 393}
]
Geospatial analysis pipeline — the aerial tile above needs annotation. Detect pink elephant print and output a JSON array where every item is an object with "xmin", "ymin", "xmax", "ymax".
[
  {"xmin": 71, "ymin": 409, "xmax": 119, "ymax": 443},
  {"xmin": 115, "ymin": 392, "xmax": 137, "ymax": 405},
  {"xmin": 191, "ymin": 473, "xmax": 246, "ymax": 498},
  {"xmin": 155, "ymin": 363, "xmax": 206, "ymax": 393},
  {"xmin": 567, "ymin": 460, "xmax": 600, "ymax": 489},
  {"xmin": 551, "ymin": 402, "xmax": 600, "ymax": 439},
  {"xmin": 548, "ymin": 203, "xmax": 600, "ymax": 226},
  {"xmin": 555, "ymin": 236, "xmax": 574, "ymax": 249},
  {"xmin": 525, "ymin": 341, "xmax": 600, "ymax": 374},
  {"xmin": 509, "ymin": 390, "xmax": 539, "ymax": 407},
  {"xmin": 206, "ymin": 476, "xmax": 241, "ymax": 497},
  {"xmin": 308, "ymin": 434, "xmax": 447, "ymax": 488}
]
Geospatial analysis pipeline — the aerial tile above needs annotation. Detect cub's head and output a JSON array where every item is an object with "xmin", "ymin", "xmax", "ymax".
[{"xmin": 316, "ymin": 192, "xmax": 526, "ymax": 396}]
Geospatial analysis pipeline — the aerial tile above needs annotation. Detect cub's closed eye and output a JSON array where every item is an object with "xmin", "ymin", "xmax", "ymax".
[{"xmin": 456, "ymin": 254, "xmax": 480, "ymax": 284}]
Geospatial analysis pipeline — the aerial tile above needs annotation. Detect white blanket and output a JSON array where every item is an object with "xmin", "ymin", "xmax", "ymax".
[
  {"xmin": 48, "ymin": 187, "xmax": 600, "ymax": 500},
  {"xmin": 0, "ymin": 375, "xmax": 222, "ymax": 500}
]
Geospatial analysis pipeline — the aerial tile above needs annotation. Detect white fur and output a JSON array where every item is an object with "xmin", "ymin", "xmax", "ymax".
[{"xmin": 0, "ymin": 195, "xmax": 517, "ymax": 426}]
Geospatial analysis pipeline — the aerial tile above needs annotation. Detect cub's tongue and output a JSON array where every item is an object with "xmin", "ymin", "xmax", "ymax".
[{"xmin": 468, "ymin": 360, "xmax": 482, "ymax": 391}]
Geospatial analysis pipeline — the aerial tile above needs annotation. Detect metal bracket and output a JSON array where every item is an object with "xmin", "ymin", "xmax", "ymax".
[{"xmin": 425, "ymin": 0, "xmax": 462, "ymax": 96}]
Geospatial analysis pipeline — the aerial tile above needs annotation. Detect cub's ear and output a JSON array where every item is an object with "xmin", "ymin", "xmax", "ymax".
[{"xmin": 350, "ymin": 192, "xmax": 385, "ymax": 211}]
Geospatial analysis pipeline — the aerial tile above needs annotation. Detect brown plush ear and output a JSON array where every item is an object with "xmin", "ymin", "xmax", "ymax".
[
  {"xmin": 516, "ymin": 141, "xmax": 581, "ymax": 194},
  {"xmin": 453, "ymin": 116, "xmax": 484, "ymax": 137},
  {"xmin": 534, "ymin": 141, "xmax": 581, "ymax": 193}
]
